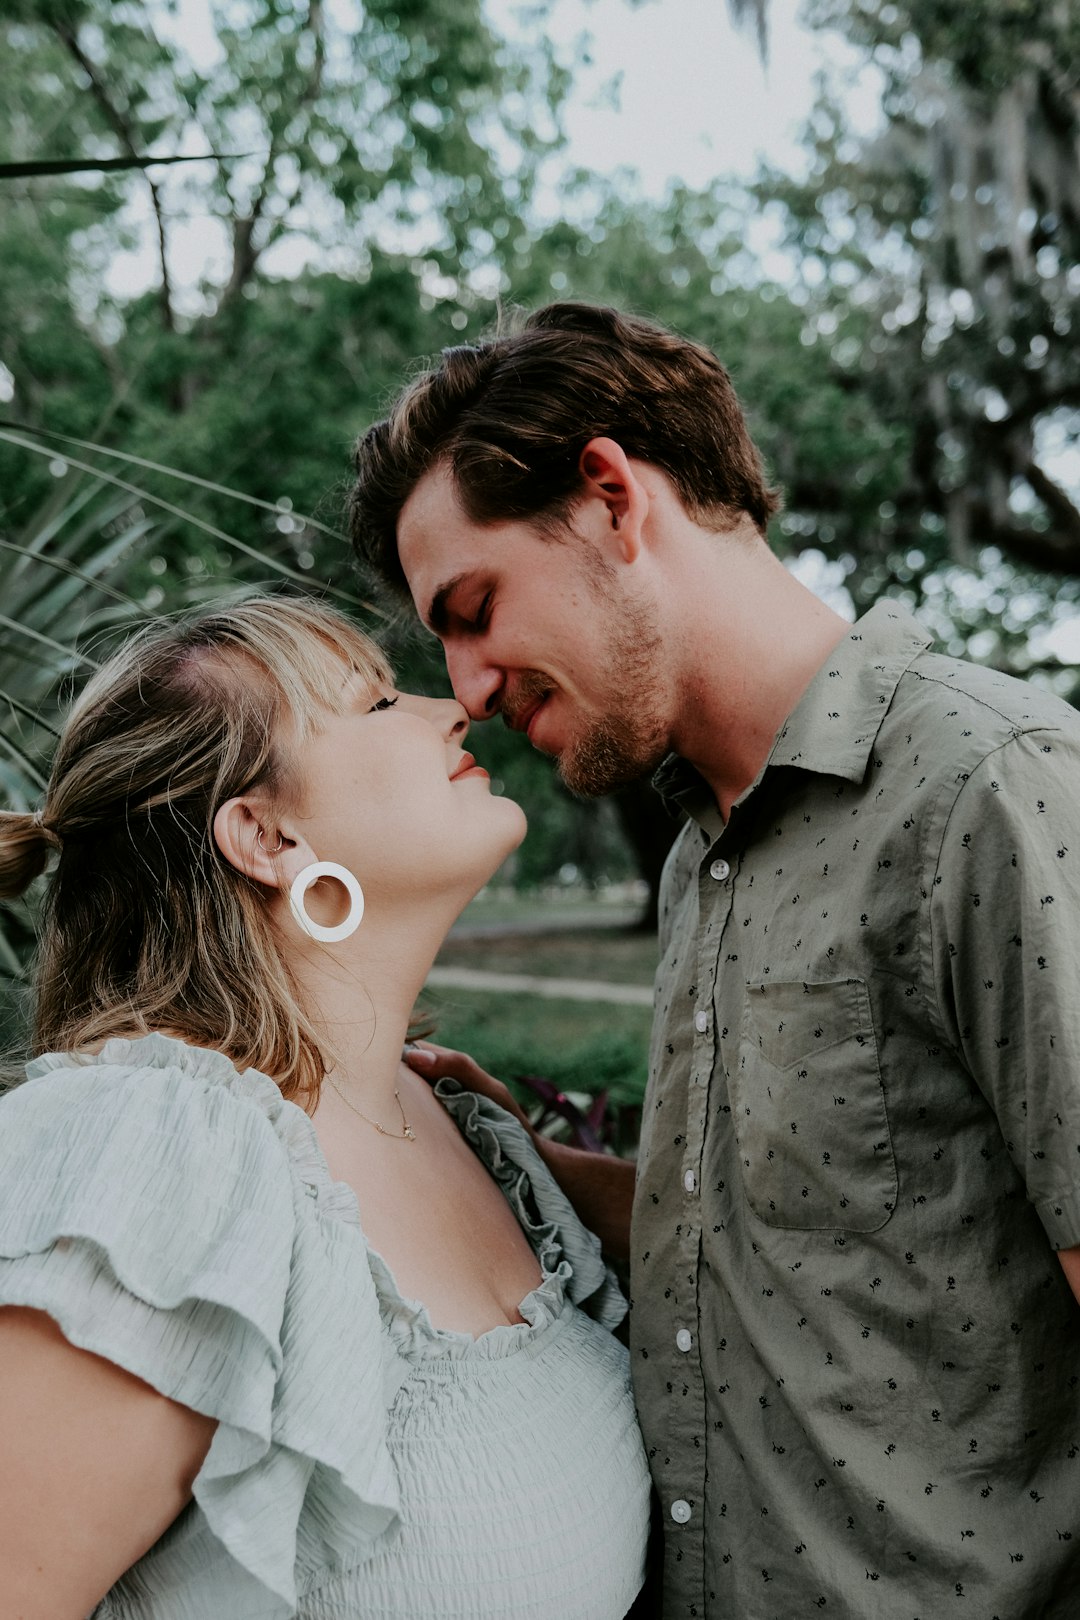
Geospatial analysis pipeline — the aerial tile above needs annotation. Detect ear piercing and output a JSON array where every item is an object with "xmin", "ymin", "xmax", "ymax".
[{"xmin": 289, "ymin": 860, "xmax": 365, "ymax": 942}]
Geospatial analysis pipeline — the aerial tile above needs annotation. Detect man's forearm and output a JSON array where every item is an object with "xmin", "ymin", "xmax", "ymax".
[{"xmin": 531, "ymin": 1136, "xmax": 635, "ymax": 1261}]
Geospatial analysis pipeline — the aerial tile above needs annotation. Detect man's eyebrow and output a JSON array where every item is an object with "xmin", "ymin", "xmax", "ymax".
[{"xmin": 427, "ymin": 572, "xmax": 470, "ymax": 636}]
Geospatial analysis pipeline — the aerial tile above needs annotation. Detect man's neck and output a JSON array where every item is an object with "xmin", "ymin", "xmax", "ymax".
[{"xmin": 664, "ymin": 529, "xmax": 852, "ymax": 820}]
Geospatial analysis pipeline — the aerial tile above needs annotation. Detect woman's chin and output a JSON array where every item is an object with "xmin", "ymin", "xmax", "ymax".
[
  {"xmin": 503, "ymin": 798, "xmax": 528, "ymax": 846},
  {"xmin": 471, "ymin": 803, "xmax": 527, "ymax": 890}
]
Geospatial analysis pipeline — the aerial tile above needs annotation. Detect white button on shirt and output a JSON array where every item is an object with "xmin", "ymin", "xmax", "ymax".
[
  {"xmin": 676, "ymin": 1328, "xmax": 693, "ymax": 1353},
  {"xmin": 694, "ymin": 1010, "xmax": 708, "ymax": 1034},
  {"xmin": 709, "ymin": 858, "xmax": 730, "ymax": 881},
  {"xmin": 670, "ymin": 1499, "xmax": 692, "ymax": 1524},
  {"xmin": 683, "ymin": 1170, "xmax": 697, "ymax": 1193}
]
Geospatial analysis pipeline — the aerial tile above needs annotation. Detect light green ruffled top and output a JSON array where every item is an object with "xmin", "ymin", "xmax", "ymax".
[{"xmin": 0, "ymin": 1034, "xmax": 650, "ymax": 1618}]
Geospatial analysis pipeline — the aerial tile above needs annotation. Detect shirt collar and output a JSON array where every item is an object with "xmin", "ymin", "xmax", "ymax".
[
  {"xmin": 766, "ymin": 599, "xmax": 933, "ymax": 780},
  {"xmin": 653, "ymin": 599, "xmax": 934, "ymax": 826}
]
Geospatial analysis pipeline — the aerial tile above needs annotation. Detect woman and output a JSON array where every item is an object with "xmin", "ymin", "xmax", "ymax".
[{"xmin": 0, "ymin": 594, "xmax": 650, "ymax": 1619}]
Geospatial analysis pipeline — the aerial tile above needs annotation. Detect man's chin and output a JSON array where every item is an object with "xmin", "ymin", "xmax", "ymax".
[{"xmin": 555, "ymin": 734, "xmax": 666, "ymax": 799}]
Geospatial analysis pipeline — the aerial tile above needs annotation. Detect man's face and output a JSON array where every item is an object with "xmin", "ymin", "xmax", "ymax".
[{"xmin": 397, "ymin": 463, "xmax": 672, "ymax": 796}]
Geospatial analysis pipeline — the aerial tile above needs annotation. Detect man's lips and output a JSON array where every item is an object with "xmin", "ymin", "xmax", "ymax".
[{"xmin": 509, "ymin": 695, "xmax": 547, "ymax": 739}]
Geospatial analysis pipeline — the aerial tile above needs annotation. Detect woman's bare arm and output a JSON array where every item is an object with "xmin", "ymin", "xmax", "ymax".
[{"xmin": 0, "ymin": 1306, "xmax": 217, "ymax": 1620}]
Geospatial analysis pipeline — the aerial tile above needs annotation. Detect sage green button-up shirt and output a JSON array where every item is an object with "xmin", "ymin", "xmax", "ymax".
[{"xmin": 631, "ymin": 600, "xmax": 1080, "ymax": 1619}]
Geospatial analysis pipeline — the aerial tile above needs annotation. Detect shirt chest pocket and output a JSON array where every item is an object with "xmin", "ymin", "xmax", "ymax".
[{"xmin": 731, "ymin": 978, "xmax": 897, "ymax": 1233}]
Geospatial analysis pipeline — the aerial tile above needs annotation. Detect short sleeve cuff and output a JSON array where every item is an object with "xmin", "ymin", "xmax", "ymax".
[{"xmin": 1035, "ymin": 1186, "xmax": 1080, "ymax": 1250}]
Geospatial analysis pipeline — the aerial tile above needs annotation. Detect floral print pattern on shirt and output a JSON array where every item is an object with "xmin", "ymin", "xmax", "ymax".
[{"xmin": 632, "ymin": 601, "xmax": 1080, "ymax": 1619}]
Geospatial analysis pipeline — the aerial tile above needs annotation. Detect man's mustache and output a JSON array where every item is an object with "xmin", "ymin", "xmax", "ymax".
[{"xmin": 501, "ymin": 671, "xmax": 551, "ymax": 731}]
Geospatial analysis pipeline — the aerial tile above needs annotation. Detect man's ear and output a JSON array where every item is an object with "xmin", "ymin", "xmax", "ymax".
[
  {"xmin": 213, "ymin": 798, "xmax": 308, "ymax": 890},
  {"xmin": 577, "ymin": 437, "xmax": 648, "ymax": 563}
]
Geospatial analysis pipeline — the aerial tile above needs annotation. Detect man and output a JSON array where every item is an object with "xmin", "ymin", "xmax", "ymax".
[{"xmin": 350, "ymin": 302, "xmax": 1080, "ymax": 1617}]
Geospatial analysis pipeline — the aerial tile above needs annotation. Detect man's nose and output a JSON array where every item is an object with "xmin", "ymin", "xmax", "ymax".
[{"xmin": 444, "ymin": 643, "xmax": 503, "ymax": 720}]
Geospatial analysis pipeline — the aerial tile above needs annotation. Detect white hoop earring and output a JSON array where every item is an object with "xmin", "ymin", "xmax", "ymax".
[{"xmin": 289, "ymin": 861, "xmax": 365, "ymax": 943}]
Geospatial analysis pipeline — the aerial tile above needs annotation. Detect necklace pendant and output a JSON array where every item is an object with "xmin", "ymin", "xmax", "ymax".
[{"xmin": 404, "ymin": 1124, "xmax": 416, "ymax": 1140}]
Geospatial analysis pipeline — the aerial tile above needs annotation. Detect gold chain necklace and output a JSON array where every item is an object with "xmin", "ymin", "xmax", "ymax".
[{"xmin": 330, "ymin": 1078, "xmax": 416, "ymax": 1141}]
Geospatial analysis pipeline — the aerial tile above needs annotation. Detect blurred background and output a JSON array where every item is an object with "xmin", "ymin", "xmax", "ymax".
[{"xmin": 3, "ymin": 0, "xmax": 1079, "ymax": 1139}]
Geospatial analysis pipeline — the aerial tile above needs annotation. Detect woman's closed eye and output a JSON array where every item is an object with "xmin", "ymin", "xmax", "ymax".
[{"xmin": 369, "ymin": 695, "xmax": 399, "ymax": 713}]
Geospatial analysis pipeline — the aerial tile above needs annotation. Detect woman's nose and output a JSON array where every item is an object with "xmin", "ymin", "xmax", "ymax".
[
  {"xmin": 404, "ymin": 692, "xmax": 469, "ymax": 741},
  {"xmin": 444, "ymin": 698, "xmax": 469, "ymax": 742}
]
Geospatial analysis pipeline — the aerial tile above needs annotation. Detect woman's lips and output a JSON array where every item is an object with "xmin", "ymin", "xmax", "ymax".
[{"xmin": 450, "ymin": 752, "xmax": 489, "ymax": 782}]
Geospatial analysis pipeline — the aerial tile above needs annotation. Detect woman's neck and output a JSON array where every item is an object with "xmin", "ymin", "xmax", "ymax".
[{"xmin": 278, "ymin": 897, "xmax": 454, "ymax": 1119}]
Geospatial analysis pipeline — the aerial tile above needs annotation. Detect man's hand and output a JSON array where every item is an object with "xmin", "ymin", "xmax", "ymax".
[
  {"xmin": 404, "ymin": 1041, "xmax": 636, "ymax": 1260},
  {"xmin": 404, "ymin": 1042, "xmax": 532, "ymax": 1129}
]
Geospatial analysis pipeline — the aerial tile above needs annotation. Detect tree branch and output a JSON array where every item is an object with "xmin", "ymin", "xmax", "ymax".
[
  {"xmin": 220, "ymin": 0, "xmax": 326, "ymax": 308},
  {"xmin": 965, "ymin": 471, "xmax": 1080, "ymax": 575},
  {"xmin": 51, "ymin": 20, "xmax": 176, "ymax": 334}
]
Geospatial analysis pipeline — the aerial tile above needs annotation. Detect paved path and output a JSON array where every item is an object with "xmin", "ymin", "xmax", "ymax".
[
  {"xmin": 449, "ymin": 905, "xmax": 645, "ymax": 939},
  {"xmin": 425, "ymin": 964, "xmax": 653, "ymax": 1007}
]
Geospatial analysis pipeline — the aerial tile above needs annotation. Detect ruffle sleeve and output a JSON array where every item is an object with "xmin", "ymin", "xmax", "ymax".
[
  {"xmin": 434, "ymin": 1078, "xmax": 629, "ymax": 1331},
  {"xmin": 0, "ymin": 1035, "xmax": 400, "ymax": 1616}
]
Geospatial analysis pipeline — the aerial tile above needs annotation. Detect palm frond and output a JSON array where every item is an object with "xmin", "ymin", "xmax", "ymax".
[
  {"xmin": 0, "ymin": 429, "xmax": 376, "ymax": 612},
  {"xmin": 0, "ymin": 689, "xmax": 61, "ymax": 739},
  {"xmin": 0, "ymin": 154, "xmax": 247, "ymax": 180},
  {"xmin": 2, "ymin": 423, "xmax": 354, "ymax": 548},
  {"xmin": 0, "ymin": 613, "xmax": 98, "ymax": 669}
]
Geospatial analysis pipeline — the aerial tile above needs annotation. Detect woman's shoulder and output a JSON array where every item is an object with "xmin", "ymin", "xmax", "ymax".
[
  {"xmin": 15, "ymin": 1028, "xmax": 284, "ymax": 1111},
  {"xmin": 6, "ymin": 1031, "xmax": 294, "ymax": 1178},
  {"xmin": 0, "ymin": 1033, "xmax": 299, "ymax": 1320}
]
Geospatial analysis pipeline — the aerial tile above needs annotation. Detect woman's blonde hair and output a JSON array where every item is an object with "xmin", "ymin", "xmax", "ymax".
[{"xmin": 0, "ymin": 594, "xmax": 391, "ymax": 1107}]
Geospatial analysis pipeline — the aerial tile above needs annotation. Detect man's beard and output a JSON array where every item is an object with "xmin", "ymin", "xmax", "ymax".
[{"xmin": 508, "ymin": 589, "xmax": 669, "ymax": 799}]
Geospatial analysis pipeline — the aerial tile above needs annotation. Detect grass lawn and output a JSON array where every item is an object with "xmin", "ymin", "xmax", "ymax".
[
  {"xmin": 418, "ymin": 980, "xmax": 653, "ymax": 1154},
  {"xmin": 453, "ymin": 885, "xmax": 648, "ymax": 932},
  {"xmin": 424, "ymin": 898, "xmax": 659, "ymax": 1153}
]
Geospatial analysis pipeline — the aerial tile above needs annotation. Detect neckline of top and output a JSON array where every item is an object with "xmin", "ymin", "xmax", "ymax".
[{"xmin": 25, "ymin": 1030, "xmax": 575, "ymax": 1359}]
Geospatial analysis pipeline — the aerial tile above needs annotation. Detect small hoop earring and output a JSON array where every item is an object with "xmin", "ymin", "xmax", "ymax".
[
  {"xmin": 289, "ymin": 860, "xmax": 365, "ymax": 943},
  {"xmin": 258, "ymin": 829, "xmax": 284, "ymax": 855}
]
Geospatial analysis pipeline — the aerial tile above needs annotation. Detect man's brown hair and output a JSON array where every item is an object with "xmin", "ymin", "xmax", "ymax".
[{"xmin": 348, "ymin": 301, "xmax": 781, "ymax": 599}]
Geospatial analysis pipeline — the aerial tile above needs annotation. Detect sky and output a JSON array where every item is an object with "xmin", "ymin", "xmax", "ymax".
[{"xmin": 496, "ymin": 0, "xmax": 880, "ymax": 197}]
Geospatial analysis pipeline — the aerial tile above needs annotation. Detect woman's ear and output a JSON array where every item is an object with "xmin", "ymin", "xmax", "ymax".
[{"xmin": 213, "ymin": 798, "xmax": 306, "ymax": 889}]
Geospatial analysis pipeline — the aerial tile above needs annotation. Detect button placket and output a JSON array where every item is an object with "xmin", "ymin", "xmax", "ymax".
[
  {"xmin": 656, "ymin": 856, "xmax": 726, "ymax": 1603},
  {"xmin": 662, "ymin": 846, "xmax": 732, "ymax": 1603}
]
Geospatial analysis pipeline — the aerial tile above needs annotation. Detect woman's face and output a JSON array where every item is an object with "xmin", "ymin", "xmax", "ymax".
[{"xmin": 285, "ymin": 673, "xmax": 526, "ymax": 915}]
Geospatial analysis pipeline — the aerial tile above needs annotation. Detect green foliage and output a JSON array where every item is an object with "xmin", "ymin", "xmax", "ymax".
[
  {"xmin": 761, "ymin": 0, "xmax": 1080, "ymax": 600},
  {"xmin": 423, "ymin": 984, "xmax": 650, "ymax": 1151},
  {"xmin": 6, "ymin": 0, "xmax": 1080, "ymax": 1027}
]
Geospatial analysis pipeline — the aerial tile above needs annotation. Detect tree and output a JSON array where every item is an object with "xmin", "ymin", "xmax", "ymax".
[
  {"xmin": 758, "ymin": 0, "xmax": 1080, "ymax": 597},
  {"xmin": 0, "ymin": 0, "xmax": 567, "ymax": 516}
]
